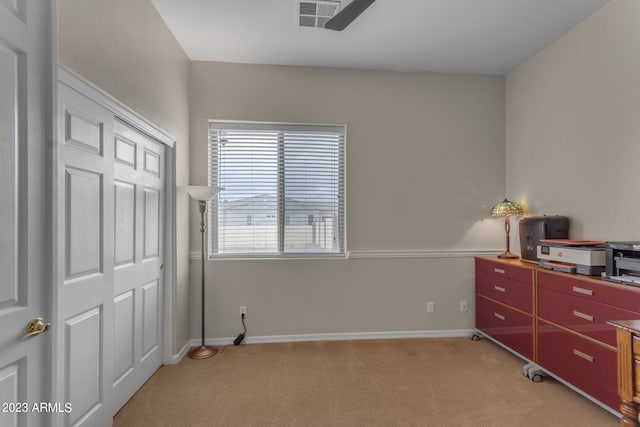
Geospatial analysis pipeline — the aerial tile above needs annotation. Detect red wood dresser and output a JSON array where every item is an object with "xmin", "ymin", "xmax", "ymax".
[{"xmin": 476, "ymin": 257, "xmax": 640, "ymax": 417}]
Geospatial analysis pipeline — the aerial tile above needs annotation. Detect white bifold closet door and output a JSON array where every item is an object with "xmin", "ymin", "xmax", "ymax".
[
  {"xmin": 55, "ymin": 83, "xmax": 165, "ymax": 427},
  {"xmin": 111, "ymin": 119, "xmax": 165, "ymax": 411}
]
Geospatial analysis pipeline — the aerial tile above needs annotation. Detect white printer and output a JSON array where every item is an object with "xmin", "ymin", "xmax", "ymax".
[{"xmin": 537, "ymin": 239, "xmax": 606, "ymax": 275}]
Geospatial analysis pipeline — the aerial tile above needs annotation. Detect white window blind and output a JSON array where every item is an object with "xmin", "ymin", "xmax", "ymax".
[{"xmin": 209, "ymin": 122, "xmax": 345, "ymax": 257}]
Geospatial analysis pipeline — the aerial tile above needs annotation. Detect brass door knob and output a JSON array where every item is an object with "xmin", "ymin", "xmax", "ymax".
[
  {"xmin": 160, "ymin": 264, "xmax": 165, "ymax": 272},
  {"xmin": 26, "ymin": 318, "xmax": 50, "ymax": 338}
]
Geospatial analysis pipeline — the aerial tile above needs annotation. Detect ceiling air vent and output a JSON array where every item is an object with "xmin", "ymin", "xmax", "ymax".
[{"xmin": 298, "ymin": 0, "xmax": 341, "ymax": 28}]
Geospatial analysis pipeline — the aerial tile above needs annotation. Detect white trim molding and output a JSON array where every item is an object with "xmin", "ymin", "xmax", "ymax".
[
  {"xmin": 347, "ymin": 249, "xmax": 501, "ymax": 259},
  {"xmin": 183, "ymin": 329, "xmax": 475, "ymax": 350},
  {"xmin": 190, "ymin": 249, "xmax": 501, "ymax": 261},
  {"xmin": 58, "ymin": 66, "xmax": 175, "ymax": 148}
]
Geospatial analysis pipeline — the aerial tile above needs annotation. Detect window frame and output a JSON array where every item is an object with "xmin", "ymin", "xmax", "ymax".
[{"xmin": 207, "ymin": 120, "xmax": 347, "ymax": 260}]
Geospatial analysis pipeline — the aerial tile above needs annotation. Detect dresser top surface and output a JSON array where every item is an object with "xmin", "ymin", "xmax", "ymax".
[
  {"xmin": 475, "ymin": 256, "xmax": 536, "ymax": 269},
  {"xmin": 609, "ymin": 319, "xmax": 640, "ymax": 334}
]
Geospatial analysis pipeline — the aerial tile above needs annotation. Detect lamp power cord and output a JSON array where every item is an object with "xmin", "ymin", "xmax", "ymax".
[{"xmin": 233, "ymin": 313, "xmax": 246, "ymax": 346}]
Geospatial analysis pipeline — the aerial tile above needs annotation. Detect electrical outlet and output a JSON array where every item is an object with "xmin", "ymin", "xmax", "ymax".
[
  {"xmin": 460, "ymin": 300, "xmax": 468, "ymax": 312},
  {"xmin": 427, "ymin": 301, "xmax": 434, "ymax": 313},
  {"xmin": 240, "ymin": 306, "xmax": 247, "ymax": 316}
]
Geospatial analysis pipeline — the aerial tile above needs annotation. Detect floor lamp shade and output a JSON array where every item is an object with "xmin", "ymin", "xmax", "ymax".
[
  {"xmin": 183, "ymin": 185, "xmax": 220, "ymax": 202},
  {"xmin": 183, "ymin": 185, "xmax": 221, "ymax": 359}
]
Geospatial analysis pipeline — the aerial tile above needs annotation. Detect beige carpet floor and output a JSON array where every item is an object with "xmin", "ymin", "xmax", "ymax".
[{"xmin": 114, "ymin": 338, "xmax": 619, "ymax": 427}]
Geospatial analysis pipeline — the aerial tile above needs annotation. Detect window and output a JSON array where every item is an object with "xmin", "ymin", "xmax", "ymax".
[{"xmin": 208, "ymin": 121, "xmax": 345, "ymax": 257}]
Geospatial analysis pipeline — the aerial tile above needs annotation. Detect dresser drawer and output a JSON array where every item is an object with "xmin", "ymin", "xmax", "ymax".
[
  {"xmin": 538, "ymin": 320, "xmax": 618, "ymax": 410},
  {"xmin": 475, "ymin": 258, "xmax": 533, "ymax": 285},
  {"xmin": 476, "ymin": 295, "xmax": 533, "ymax": 360},
  {"xmin": 538, "ymin": 270, "xmax": 640, "ymax": 313},
  {"xmin": 477, "ymin": 271, "xmax": 532, "ymax": 313},
  {"xmin": 539, "ymin": 286, "xmax": 639, "ymax": 347}
]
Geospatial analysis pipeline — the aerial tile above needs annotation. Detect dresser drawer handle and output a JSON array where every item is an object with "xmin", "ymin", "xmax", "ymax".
[
  {"xmin": 573, "ymin": 349, "xmax": 594, "ymax": 363},
  {"xmin": 494, "ymin": 285, "xmax": 506, "ymax": 293},
  {"xmin": 573, "ymin": 310, "xmax": 594, "ymax": 322},
  {"xmin": 494, "ymin": 313, "xmax": 505, "ymax": 321},
  {"xmin": 572, "ymin": 286, "xmax": 593, "ymax": 296},
  {"xmin": 494, "ymin": 268, "xmax": 506, "ymax": 274}
]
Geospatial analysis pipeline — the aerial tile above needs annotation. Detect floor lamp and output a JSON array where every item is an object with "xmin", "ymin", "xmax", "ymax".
[{"xmin": 183, "ymin": 185, "xmax": 220, "ymax": 359}]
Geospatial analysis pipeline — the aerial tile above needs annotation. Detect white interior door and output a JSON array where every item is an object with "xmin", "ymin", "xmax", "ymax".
[
  {"xmin": 55, "ymin": 84, "xmax": 116, "ymax": 427},
  {"xmin": 112, "ymin": 120, "xmax": 164, "ymax": 411},
  {"xmin": 0, "ymin": 2, "xmax": 54, "ymax": 427},
  {"xmin": 55, "ymin": 82, "xmax": 166, "ymax": 427}
]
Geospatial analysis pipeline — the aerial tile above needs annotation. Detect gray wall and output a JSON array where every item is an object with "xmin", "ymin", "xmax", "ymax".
[
  {"xmin": 58, "ymin": 0, "xmax": 192, "ymax": 354},
  {"xmin": 189, "ymin": 61, "xmax": 506, "ymax": 339},
  {"xmin": 506, "ymin": 0, "xmax": 640, "ymax": 244}
]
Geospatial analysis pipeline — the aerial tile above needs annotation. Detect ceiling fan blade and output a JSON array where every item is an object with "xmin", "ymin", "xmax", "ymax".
[{"xmin": 324, "ymin": 0, "xmax": 377, "ymax": 31}]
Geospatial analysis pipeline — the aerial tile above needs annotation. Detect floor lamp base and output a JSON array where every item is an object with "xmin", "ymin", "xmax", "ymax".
[{"xmin": 188, "ymin": 345, "xmax": 218, "ymax": 359}]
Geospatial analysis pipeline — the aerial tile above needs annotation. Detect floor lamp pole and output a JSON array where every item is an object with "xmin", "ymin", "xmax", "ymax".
[{"xmin": 188, "ymin": 200, "xmax": 218, "ymax": 359}]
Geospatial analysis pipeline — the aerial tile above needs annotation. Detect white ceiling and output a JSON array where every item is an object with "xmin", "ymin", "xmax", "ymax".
[{"xmin": 150, "ymin": 0, "xmax": 610, "ymax": 75}]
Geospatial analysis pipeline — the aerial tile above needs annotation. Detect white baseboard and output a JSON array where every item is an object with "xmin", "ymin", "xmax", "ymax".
[
  {"xmin": 177, "ymin": 329, "xmax": 475, "ymax": 355},
  {"xmin": 166, "ymin": 339, "xmax": 192, "ymax": 365}
]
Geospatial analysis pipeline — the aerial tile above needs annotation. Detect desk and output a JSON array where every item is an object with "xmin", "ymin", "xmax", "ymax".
[{"xmin": 609, "ymin": 320, "xmax": 640, "ymax": 426}]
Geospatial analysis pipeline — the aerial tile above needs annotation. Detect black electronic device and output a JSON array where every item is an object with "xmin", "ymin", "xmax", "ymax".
[
  {"xmin": 518, "ymin": 216, "xmax": 569, "ymax": 263},
  {"xmin": 605, "ymin": 241, "xmax": 640, "ymax": 285}
]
